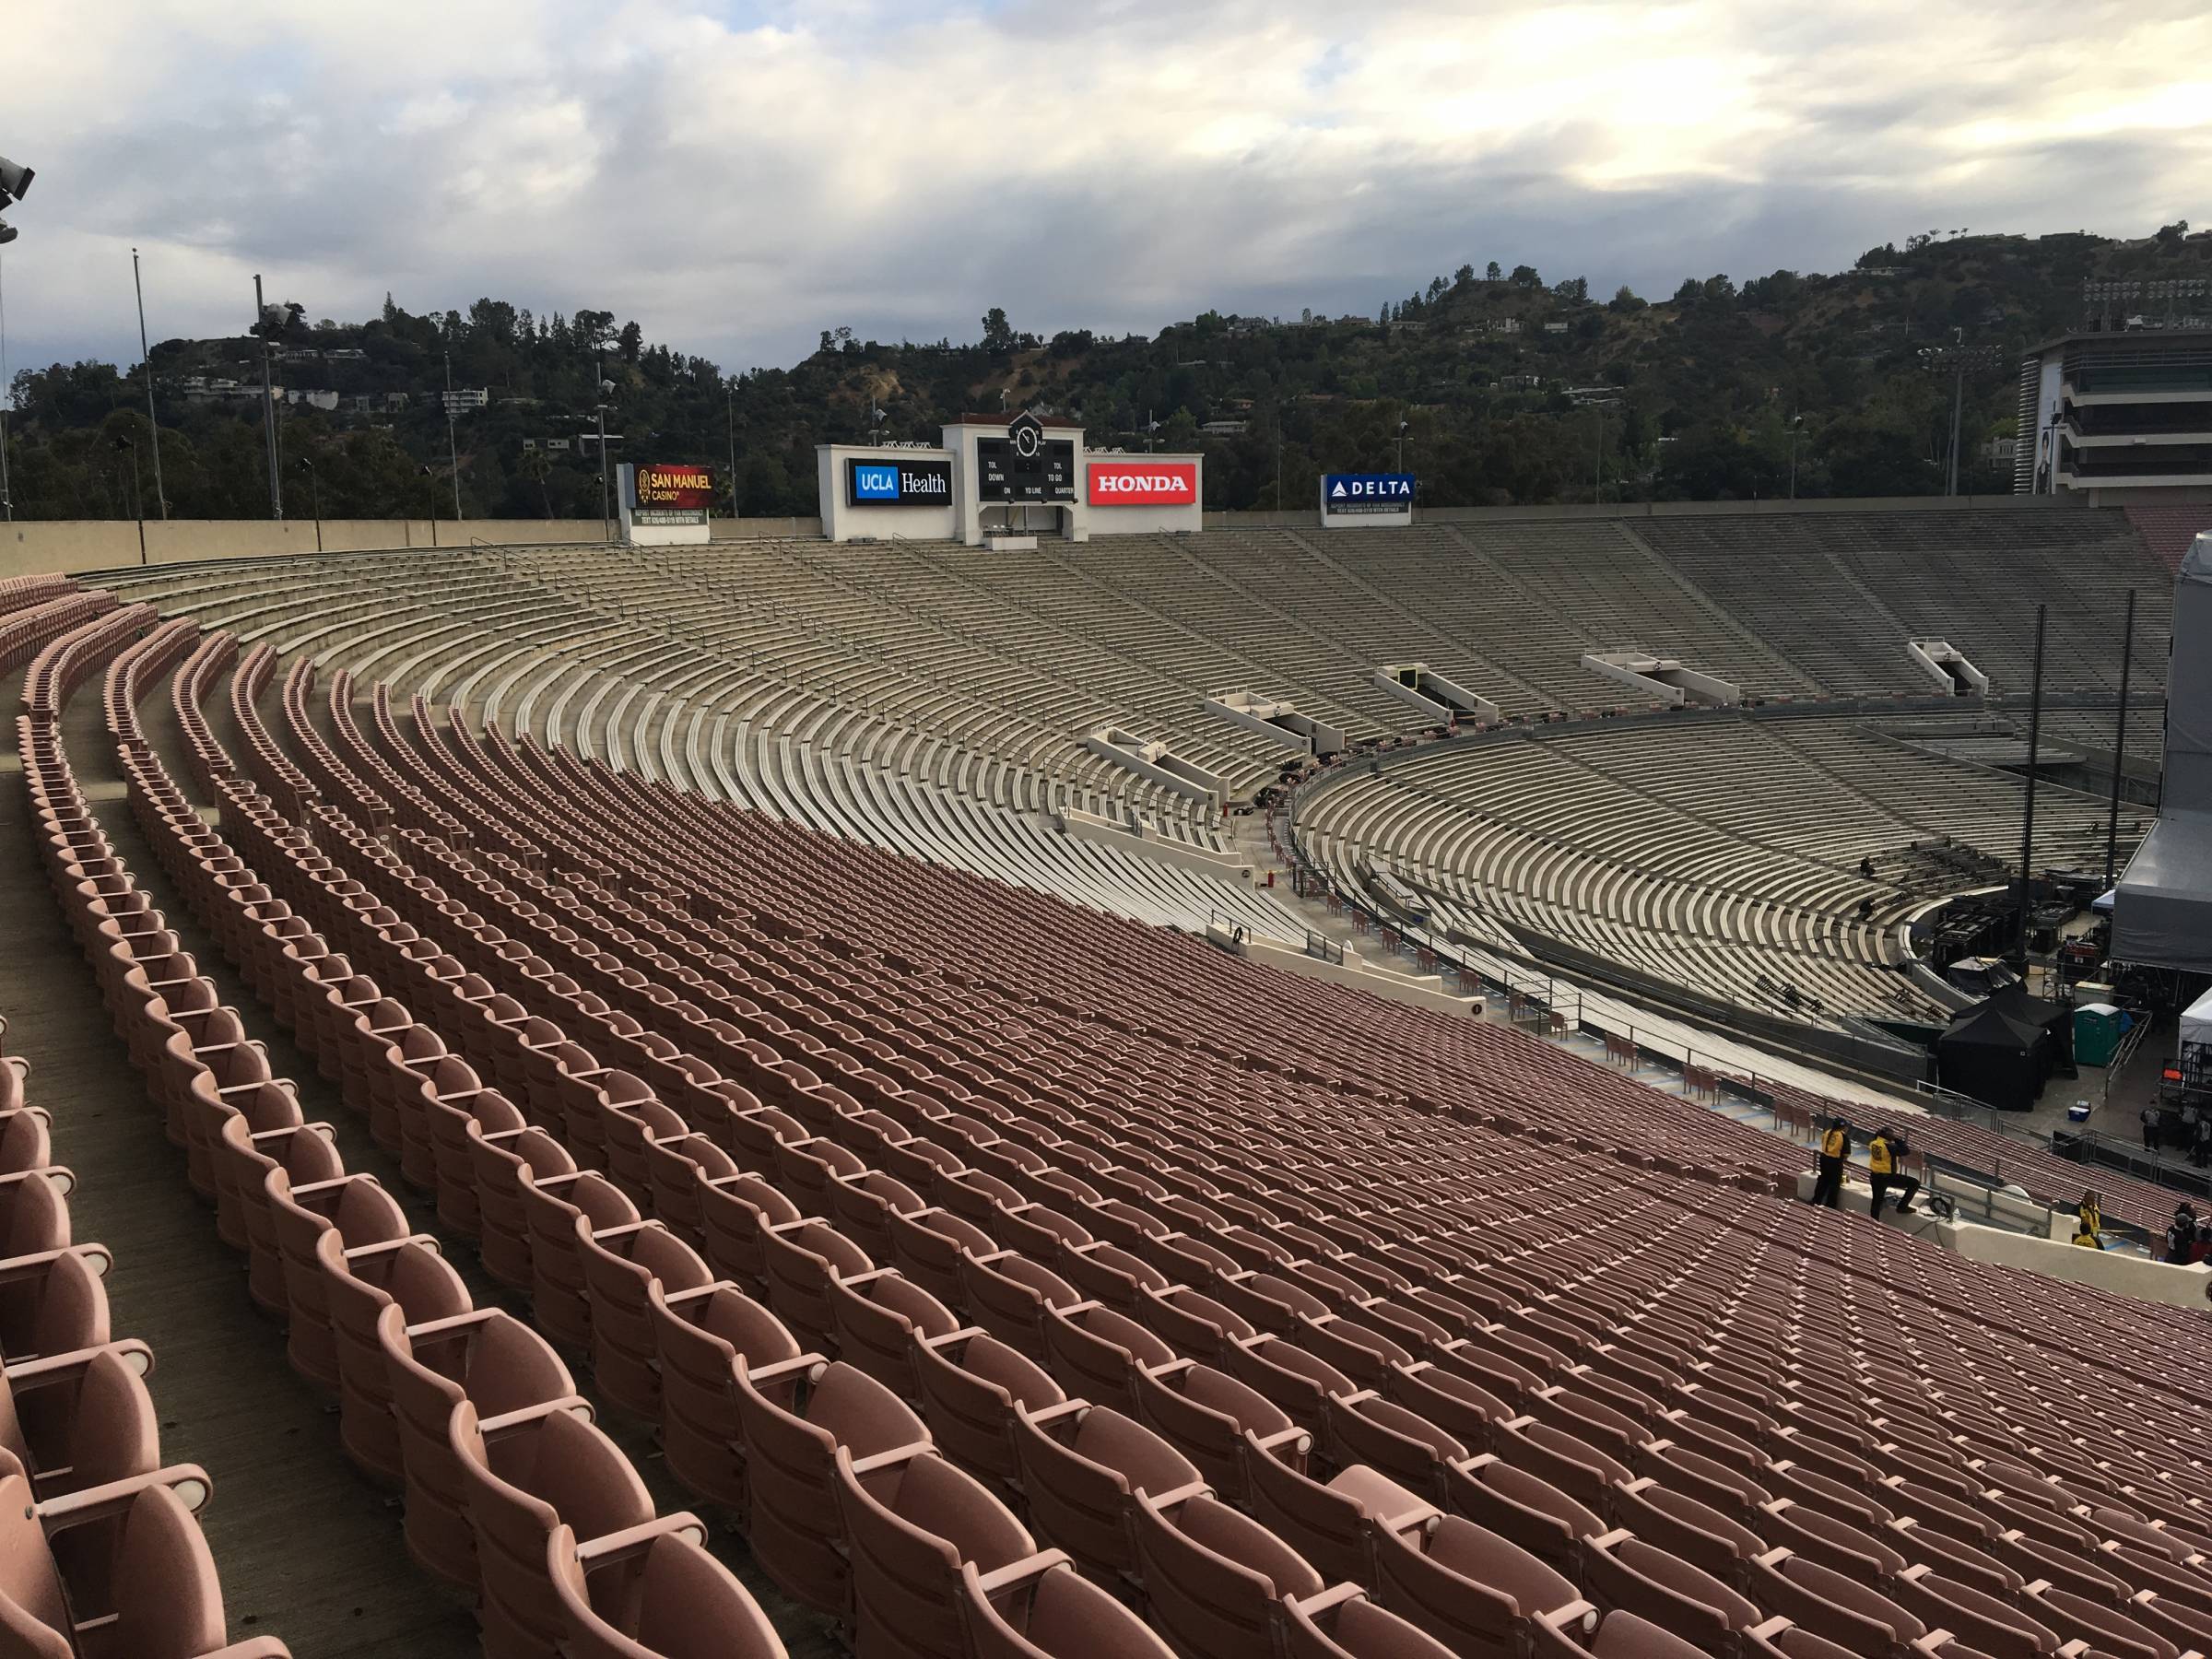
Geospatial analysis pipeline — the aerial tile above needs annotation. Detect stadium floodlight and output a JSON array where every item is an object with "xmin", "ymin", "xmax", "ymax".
[{"xmin": 0, "ymin": 156, "xmax": 28, "ymax": 244}]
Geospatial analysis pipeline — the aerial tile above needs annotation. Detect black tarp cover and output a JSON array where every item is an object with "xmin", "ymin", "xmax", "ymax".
[{"xmin": 1936, "ymin": 1002, "xmax": 2049, "ymax": 1112}]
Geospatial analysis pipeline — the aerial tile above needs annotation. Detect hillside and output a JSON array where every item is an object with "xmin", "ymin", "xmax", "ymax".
[{"xmin": 4, "ymin": 222, "xmax": 2209, "ymax": 521}]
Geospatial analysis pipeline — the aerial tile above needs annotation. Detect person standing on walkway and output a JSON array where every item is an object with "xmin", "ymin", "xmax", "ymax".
[
  {"xmin": 2194, "ymin": 1113, "xmax": 2212, "ymax": 1170},
  {"xmin": 2142, "ymin": 1105, "xmax": 2162, "ymax": 1153},
  {"xmin": 1868, "ymin": 1127, "xmax": 1921, "ymax": 1218},
  {"xmin": 1811, "ymin": 1116, "xmax": 1850, "ymax": 1207},
  {"xmin": 2168, "ymin": 1205, "xmax": 2201, "ymax": 1265}
]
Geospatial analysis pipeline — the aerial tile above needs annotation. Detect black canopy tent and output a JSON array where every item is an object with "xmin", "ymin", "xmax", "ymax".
[
  {"xmin": 1985, "ymin": 982, "xmax": 2076, "ymax": 1076},
  {"xmin": 1936, "ymin": 1002, "xmax": 2050, "ymax": 1112}
]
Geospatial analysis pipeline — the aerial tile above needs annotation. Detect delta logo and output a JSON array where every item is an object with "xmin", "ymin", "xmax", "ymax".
[
  {"xmin": 1327, "ymin": 476, "xmax": 1413, "ymax": 500},
  {"xmin": 1088, "ymin": 461, "xmax": 1198, "ymax": 505}
]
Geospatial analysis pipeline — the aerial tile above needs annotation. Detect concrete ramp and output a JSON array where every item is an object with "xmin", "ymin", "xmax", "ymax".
[{"xmin": 1582, "ymin": 650, "xmax": 1741, "ymax": 708}]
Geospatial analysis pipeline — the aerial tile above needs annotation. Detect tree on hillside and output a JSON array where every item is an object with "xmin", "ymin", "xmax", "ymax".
[
  {"xmin": 517, "ymin": 445, "xmax": 556, "ymax": 519},
  {"xmin": 981, "ymin": 308, "xmax": 1016, "ymax": 352},
  {"xmin": 1485, "ymin": 261, "xmax": 1502, "ymax": 282}
]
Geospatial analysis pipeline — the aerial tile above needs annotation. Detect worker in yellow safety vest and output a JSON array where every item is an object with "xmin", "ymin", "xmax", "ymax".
[
  {"xmin": 2074, "ymin": 1192, "xmax": 2104, "ymax": 1249},
  {"xmin": 1867, "ymin": 1128, "xmax": 1920, "ymax": 1219},
  {"xmin": 1810, "ymin": 1116, "xmax": 1850, "ymax": 1208}
]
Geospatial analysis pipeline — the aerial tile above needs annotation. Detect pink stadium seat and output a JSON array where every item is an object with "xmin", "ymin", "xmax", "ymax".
[
  {"xmin": 959, "ymin": 1555, "xmax": 1172, "ymax": 1658},
  {"xmin": 735, "ymin": 1356, "xmax": 929, "ymax": 1618},
  {"xmin": 448, "ymin": 1397, "xmax": 682, "ymax": 1659},
  {"xmin": 546, "ymin": 1522, "xmax": 788, "ymax": 1659},
  {"xmin": 378, "ymin": 1305, "xmax": 582, "ymax": 1587},
  {"xmin": 835, "ymin": 1443, "xmax": 1047, "ymax": 1659}
]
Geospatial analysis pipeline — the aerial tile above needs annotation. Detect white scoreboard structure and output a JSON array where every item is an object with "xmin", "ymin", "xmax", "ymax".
[{"xmin": 818, "ymin": 412, "xmax": 1203, "ymax": 546}]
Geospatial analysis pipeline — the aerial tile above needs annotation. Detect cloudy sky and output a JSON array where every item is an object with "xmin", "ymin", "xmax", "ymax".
[{"xmin": 5, "ymin": 0, "xmax": 2208, "ymax": 385}]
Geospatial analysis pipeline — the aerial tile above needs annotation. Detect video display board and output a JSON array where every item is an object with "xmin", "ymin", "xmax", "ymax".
[{"xmin": 629, "ymin": 462, "xmax": 713, "ymax": 527}]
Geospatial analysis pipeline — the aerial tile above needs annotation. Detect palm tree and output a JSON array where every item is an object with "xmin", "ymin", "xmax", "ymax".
[{"xmin": 517, "ymin": 445, "xmax": 555, "ymax": 520}]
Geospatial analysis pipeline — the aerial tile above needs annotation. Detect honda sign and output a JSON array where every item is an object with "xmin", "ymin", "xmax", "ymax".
[{"xmin": 1088, "ymin": 461, "xmax": 1198, "ymax": 506}]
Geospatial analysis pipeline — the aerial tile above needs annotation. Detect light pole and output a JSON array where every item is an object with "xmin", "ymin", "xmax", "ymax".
[
  {"xmin": 1946, "ymin": 328, "xmax": 1964, "ymax": 497},
  {"xmin": 0, "ymin": 248, "xmax": 11, "ymax": 521},
  {"xmin": 1395, "ymin": 418, "xmax": 1409, "ymax": 474},
  {"xmin": 442, "ymin": 349, "xmax": 463, "ymax": 522},
  {"xmin": 422, "ymin": 464, "xmax": 439, "ymax": 548},
  {"xmin": 1592, "ymin": 408, "xmax": 1604, "ymax": 503},
  {"xmin": 725, "ymin": 383, "xmax": 737, "ymax": 519},
  {"xmin": 300, "ymin": 458, "xmax": 323, "ymax": 552},
  {"xmin": 253, "ymin": 274, "xmax": 282, "ymax": 518},
  {"xmin": 131, "ymin": 249, "xmax": 168, "ymax": 518},
  {"xmin": 596, "ymin": 388, "xmax": 613, "ymax": 543},
  {"xmin": 1788, "ymin": 413, "xmax": 1805, "ymax": 500},
  {"xmin": 112, "ymin": 435, "xmax": 146, "ymax": 565}
]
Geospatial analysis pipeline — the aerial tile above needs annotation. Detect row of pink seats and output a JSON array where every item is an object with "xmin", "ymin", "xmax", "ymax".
[
  {"xmin": 6, "ymin": 592, "xmax": 119, "ymax": 691},
  {"xmin": 238, "ymin": 664, "xmax": 2212, "ymax": 1659},
  {"xmin": 14, "ymin": 606, "xmax": 288, "ymax": 1659},
  {"xmin": 73, "ymin": 610, "xmax": 2212, "ymax": 1659},
  {"xmin": 32, "ymin": 615, "xmax": 783, "ymax": 1659},
  {"xmin": 194, "ymin": 629, "xmax": 1258, "ymax": 1658},
  {"xmin": 200, "ymin": 628, "xmax": 1254, "ymax": 1659}
]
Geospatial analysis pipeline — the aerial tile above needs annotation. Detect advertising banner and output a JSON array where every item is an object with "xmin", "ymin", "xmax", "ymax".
[
  {"xmin": 1088, "ymin": 460, "xmax": 1198, "ymax": 506},
  {"xmin": 848, "ymin": 457, "xmax": 954, "ymax": 507},
  {"xmin": 629, "ymin": 462, "xmax": 714, "ymax": 526},
  {"xmin": 1320, "ymin": 473, "xmax": 1416, "ymax": 518}
]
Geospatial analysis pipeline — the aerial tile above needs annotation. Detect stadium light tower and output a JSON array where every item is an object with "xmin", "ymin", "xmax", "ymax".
[
  {"xmin": 0, "ymin": 155, "xmax": 31, "ymax": 246},
  {"xmin": 0, "ymin": 156, "xmax": 34, "ymax": 523},
  {"xmin": 1918, "ymin": 331, "xmax": 2004, "ymax": 497}
]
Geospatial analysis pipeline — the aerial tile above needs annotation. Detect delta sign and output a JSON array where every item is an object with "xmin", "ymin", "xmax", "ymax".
[{"xmin": 1321, "ymin": 473, "xmax": 1416, "ymax": 521}]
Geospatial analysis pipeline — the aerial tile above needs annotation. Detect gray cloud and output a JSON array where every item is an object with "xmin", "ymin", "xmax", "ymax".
[{"xmin": 4, "ymin": 0, "xmax": 2206, "ymax": 383}]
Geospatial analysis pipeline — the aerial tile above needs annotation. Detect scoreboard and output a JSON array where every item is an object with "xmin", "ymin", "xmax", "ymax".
[{"xmin": 976, "ymin": 411, "xmax": 1075, "ymax": 502}]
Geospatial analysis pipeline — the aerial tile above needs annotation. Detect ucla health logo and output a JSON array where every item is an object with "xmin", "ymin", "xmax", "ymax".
[{"xmin": 853, "ymin": 465, "xmax": 900, "ymax": 501}]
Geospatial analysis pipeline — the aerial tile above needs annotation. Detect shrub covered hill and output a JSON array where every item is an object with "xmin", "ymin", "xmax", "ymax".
[{"xmin": 6, "ymin": 222, "xmax": 2208, "ymax": 521}]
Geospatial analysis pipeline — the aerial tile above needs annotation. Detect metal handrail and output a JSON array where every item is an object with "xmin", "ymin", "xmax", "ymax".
[{"xmin": 2100, "ymin": 1015, "xmax": 2153, "ymax": 1108}]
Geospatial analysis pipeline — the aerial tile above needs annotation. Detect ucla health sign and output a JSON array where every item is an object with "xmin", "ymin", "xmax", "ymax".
[
  {"xmin": 848, "ymin": 457, "xmax": 953, "ymax": 507},
  {"xmin": 1321, "ymin": 473, "xmax": 1416, "ymax": 520}
]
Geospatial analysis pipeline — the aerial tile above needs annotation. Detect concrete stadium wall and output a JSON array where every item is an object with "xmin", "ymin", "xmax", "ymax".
[
  {"xmin": 0, "ymin": 516, "xmax": 824, "ymax": 581},
  {"xmin": 1203, "ymin": 493, "xmax": 2069, "ymax": 530},
  {"xmin": 1, "ymin": 494, "xmax": 2093, "ymax": 579}
]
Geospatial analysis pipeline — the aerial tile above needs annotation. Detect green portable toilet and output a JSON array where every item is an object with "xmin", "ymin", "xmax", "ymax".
[{"xmin": 2075, "ymin": 1003, "xmax": 2125, "ymax": 1068}]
